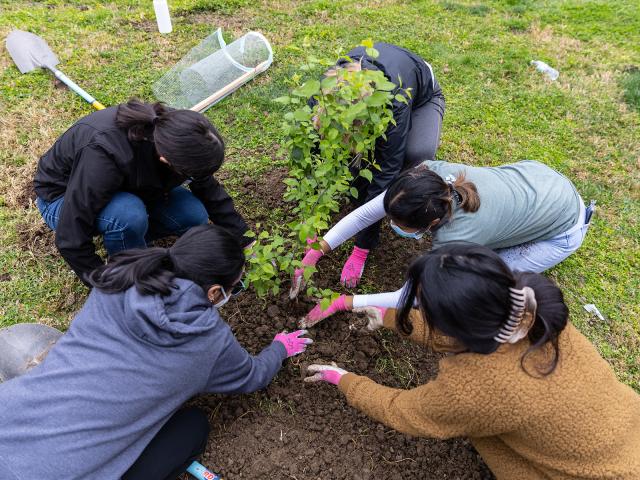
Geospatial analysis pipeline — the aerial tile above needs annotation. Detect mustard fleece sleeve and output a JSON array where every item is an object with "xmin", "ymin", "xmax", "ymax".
[
  {"xmin": 338, "ymin": 357, "xmax": 522, "ymax": 439},
  {"xmin": 383, "ymin": 308, "xmax": 429, "ymax": 346}
]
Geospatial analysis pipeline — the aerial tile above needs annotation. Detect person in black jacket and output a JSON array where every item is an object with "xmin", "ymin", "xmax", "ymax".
[
  {"xmin": 34, "ymin": 99, "xmax": 250, "ymax": 285},
  {"xmin": 312, "ymin": 42, "xmax": 445, "ymax": 288}
]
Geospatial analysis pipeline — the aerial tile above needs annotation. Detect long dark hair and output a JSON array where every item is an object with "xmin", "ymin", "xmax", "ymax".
[
  {"xmin": 89, "ymin": 225, "xmax": 245, "ymax": 296},
  {"xmin": 396, "ymin": 243, "xmax": 568, "ymax": 375},
  {"xmin": 384, "ymin": 163, "xmax": 480, "ymax": 230},
  {"xmin": 115, "ymin": 98, "xmax": 225, "ymax": 179}
]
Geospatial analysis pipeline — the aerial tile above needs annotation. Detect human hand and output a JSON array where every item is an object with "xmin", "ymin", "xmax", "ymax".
[
  {"xmin": 289, "ymin": 238, "xmax": 324, "ymax": 299},
  {"xmin": 273, "ymin": 330, "xmax": 313, "ymax": 358},
  {"xmin": 304, "ymin": 362, "xmax": 348, "ymax": 385},
  {"xmin": 340, "ymin": 246, "xmax": 369, "ymax": 288},
  {"xmin": 353, "ymin": 306, "xmax": 387, "ymax": 331},
  {"xmin": 299, "ymin": 295, "xmax": 349, "ymax": 328}
]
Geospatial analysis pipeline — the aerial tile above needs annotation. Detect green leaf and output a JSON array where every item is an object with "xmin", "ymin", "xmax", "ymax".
[
  {"xmin": 283, "ymin": 180, "xmax": 299, "ymax": 190},
  {"xmin": 262, "ymin": 263, "xmax": 275, "ymax": 275},
  {"xmin": 293, "ymin": 108, "xmax": 310, "ymax": 122},
  {"xmin": 350, "ymin": 187, "xmax": 359, "ymax": 198},
  {"xmin": 273, "ymin": 96, "xmax": 291, "ymax": 104},
  {"xmin": 360, "ymin": 169, "xmax": 373, "ymax": 182},
  {"xmin": 303, "ymin": 266, "xmax": 316, "ymax": 280},
  {"xmin": 365, "ymin": 90, "xmax": 390, "ymax": 107},
  {"xmin": 294, "ymin": 79, "xmax": 321, "ymax": 97},
  {"xmin": 320, "ymin": 298, "xmax": 331, "ymax": 310},
  {"xmin": 327, "ymin": 128, "xmax": 339, "ymax": 140},
  {"xmin": 365, "ymin": 47, "xmax": 379, "ymax": 59},
  {"xmin": 320, "ymin": 76, "xmax": 338, "ymax": 91},
  {"xmin": 376, "ymin": 79, "xmax": 397, "ymax": 91},
  {"xmin": 395, "ymin": 93, "xmax": 408, "ymax": 104}
]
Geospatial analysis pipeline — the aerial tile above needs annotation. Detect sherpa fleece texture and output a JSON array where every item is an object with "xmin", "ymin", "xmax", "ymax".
[{"xmin": 338, "ymin": 309, "xmax": 640, "ymax": 479}]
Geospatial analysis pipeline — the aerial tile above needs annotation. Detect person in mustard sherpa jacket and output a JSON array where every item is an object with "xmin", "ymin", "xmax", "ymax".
[{"xmin": 305, "ymin": 243, "xmax": 640, "ymax": 480}]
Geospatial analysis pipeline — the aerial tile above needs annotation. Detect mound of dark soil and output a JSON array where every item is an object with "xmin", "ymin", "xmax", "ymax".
[{"xmin": 192, "ymin": 222, "xmax": 493, "ymax": 479}]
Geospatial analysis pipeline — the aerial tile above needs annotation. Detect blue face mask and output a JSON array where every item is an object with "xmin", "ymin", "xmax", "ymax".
[{"xmin": 390, "ymin": 220, "xmax": 427, "ymax": 240}]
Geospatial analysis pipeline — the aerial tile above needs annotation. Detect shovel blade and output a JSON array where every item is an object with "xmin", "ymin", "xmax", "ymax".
[
  {"xmin": 0, "ymin": 323, "xmax": 63, "ymax": 383},
  {"xmin": 5, "ymin": 29, "xmax": 60, "ymax": 73}
]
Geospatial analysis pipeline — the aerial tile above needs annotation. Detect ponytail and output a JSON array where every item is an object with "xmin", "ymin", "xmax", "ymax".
[
  {"xmin": 115, "ymin": 98, "xmax": 225, "ymax": 179},
  {"xmin": 115, "ymin": 99, "xmax": 168, "ymax": 143},
  {"xmin": 396, "ymin": 243, "xmax": 569, "ymax": 376},
  {"xmin": 452, "ymin": 172, "xmax": 480, "ymax": 213},
  {"xmin": 89, "ymin": 247, "xmax": 174, "ymax": 295},
  {"xmin": 516, "ymin": 272, "xmax": 568, "ymax": 376},
  {"xmin": 88, "ymin": 225, "xmax": 245, "ymax": 296}
]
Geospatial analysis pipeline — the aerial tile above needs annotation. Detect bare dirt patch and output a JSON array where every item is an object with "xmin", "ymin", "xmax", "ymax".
[
  {"xmin": 189, "ymin": 171, "xmax": 493, "ymax": 479},
  {"xmin": 15, "ymin": 213, "xmax": 58, "ymax": 259}
]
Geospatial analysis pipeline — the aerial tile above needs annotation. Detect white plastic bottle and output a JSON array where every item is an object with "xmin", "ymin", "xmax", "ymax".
[
  {"xmin": 153, "ymin": 0, "xmax": 172, "ymax": 34},
  {"xmin": 530, "ymin": 60, "xmax": 559, "ymax": 81}
]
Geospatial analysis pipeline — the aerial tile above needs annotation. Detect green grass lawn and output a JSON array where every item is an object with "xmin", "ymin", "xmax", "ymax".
[{"xmin": 0, "ymin": 0, "xmax": 638, "ymax": 390}]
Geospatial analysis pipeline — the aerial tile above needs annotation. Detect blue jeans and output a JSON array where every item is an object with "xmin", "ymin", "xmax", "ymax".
[
  {"xmin": 495, "ymin": 199, "xmax": 593, "ymax": 273},
  {"xmin": 36, "ymin": 187, "xmax": 208, "ymax": 256}
]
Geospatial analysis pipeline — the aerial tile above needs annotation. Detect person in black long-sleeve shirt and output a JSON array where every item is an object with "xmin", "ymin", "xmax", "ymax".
[
  {"xmin": 34, "ymin": 99, "xmax": 250, "ymax": 285},
  {"xmin": 311, "ymin": 43, "xmax": 446, "ymax": 288}
]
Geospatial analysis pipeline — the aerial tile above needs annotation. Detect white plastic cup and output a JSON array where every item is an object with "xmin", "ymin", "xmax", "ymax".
[{"xmin": 153, "ymin": 0, "xmax": 172, "ymax": 34}]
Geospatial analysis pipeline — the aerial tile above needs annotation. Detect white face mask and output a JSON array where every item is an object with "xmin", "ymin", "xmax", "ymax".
[
  {"xmin": 212, "ymin": 286, "xmax": 230, "ymax": 309},
  {"xmin": 210, "ymin": 280, "xmax": 245, "ymax": 309}
]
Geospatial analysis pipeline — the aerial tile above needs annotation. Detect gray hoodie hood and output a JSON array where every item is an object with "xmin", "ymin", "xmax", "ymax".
[{"xmin": 123, "ymin": 278, "xmax": 218, "ymax": 347}]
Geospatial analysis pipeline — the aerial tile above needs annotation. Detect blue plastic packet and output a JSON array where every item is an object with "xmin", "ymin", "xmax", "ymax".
[{"xmin": 187, "ymin": 461, "xmax": 222, "ymax": 480}]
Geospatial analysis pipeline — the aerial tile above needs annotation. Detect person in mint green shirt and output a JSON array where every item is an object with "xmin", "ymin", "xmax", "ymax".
[{"xmin": 291, "ymin": 160, "xmax": 594, "ymax": 326}]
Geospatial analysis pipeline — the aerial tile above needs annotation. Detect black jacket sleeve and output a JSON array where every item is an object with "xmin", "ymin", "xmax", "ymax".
[
  {"xmin": 188, "ymin": 175, "xmax": 250, "ymax": 244},
  {"xmin": 366, "ymin": 100, "xmax": 413, "ymax": 202},
  {"xmin": 55, "ymin": 145, "xmax": 124, "ymax": 284}
]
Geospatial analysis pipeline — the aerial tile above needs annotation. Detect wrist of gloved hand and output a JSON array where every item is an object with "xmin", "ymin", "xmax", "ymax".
[
  {"xmin": 299, "ymin": 295, "xmax": 350, "ymax": 328},
  {"xmin": 273, "ymin": 330, "xmax": 313, "ymax": 358},
  {"xmin": 340, "ymin": 246, "xmax": 369, "ymax": 288},
  {"xmin": 289, "ymin": 238, "xmax": 324, "ymax": 299},
  {"xmin": 304, "ymin": 362, "xmax": 348, "ymax": 385}
]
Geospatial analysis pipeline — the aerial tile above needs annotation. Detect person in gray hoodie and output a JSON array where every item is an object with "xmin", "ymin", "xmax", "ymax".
[{"xmin": 0, "ymin": 224, "xmax": 311, "ymax": 480}]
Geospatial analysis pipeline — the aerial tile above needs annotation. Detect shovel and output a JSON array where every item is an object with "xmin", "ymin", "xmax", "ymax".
[
  {"xmin": 6, "ymin": 30, "xmax": 105, "ymax": 110},
  {"xmin": 0, "ymin": 323, "xmax": 63, "ymax": 383}
]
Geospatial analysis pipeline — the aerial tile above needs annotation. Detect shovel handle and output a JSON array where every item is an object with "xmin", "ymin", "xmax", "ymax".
[{"xmin": 52, "ymin": 68, "xmax": 105, "ymax": 110}]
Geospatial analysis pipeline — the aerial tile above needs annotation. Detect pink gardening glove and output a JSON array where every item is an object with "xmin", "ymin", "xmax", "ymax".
[
  {"xmin": 289, "ymin": 238, "xmax": 324, "ymax": 299},
  {"xmin": 299, "ymin": 295, "xmax": 349, "ymax": 328},
  {"xmin": 340, "ymin": 246, "xmax": 369, "ymax": 288},
  {"xmin": 273, "ymin": 330, "xmax": 313, "ymax": 358},
  {"xmin": 304, "ymin": 362, "xmax": 348, "ymax": 385},
  {"xmin": 353, "ymin": 306, "xmax": 388, "ymax": 331}
]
